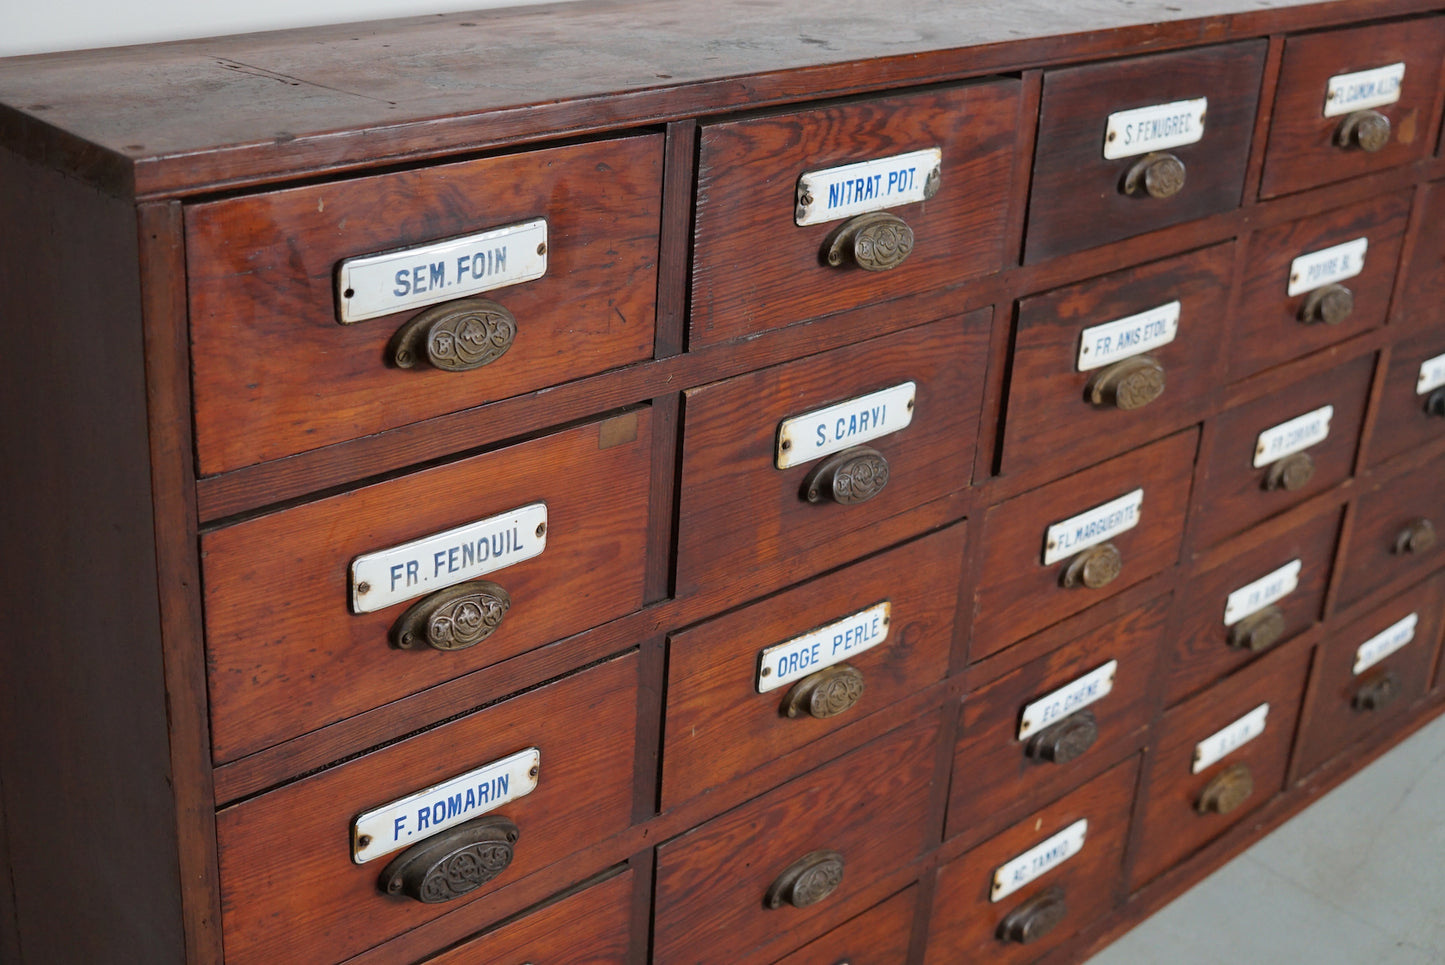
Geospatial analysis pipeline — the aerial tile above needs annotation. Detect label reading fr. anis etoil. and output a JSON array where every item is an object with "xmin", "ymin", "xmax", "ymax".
[
  {"xmin": 1042, "ymin": 489, "xmax": 1144, "ymax": 567},
  {"xmin": 775, "ymin": 382, "xmax": 915, "ymax": 470},
  {"xmin": 991, "ymin": 819, "xmax": 1088, "ymax": 902},
  {"xmin": 1076, "ymin": 300, "xmax": 1181, "ymax": 372},
  {"xmin": 1103, "ymin": 97, "xmax": 1208, "ymax": 160},
  {"xmin": 795, "ymin": 148, "xmax": 942, "ymax": 227},
  {"xmin": 1192, "ymin": 703, "xmax": 1269, "ymax": 773},
  {"xmin": 756, "ymin": 601, "xmax": 891, "ymax": 694}
]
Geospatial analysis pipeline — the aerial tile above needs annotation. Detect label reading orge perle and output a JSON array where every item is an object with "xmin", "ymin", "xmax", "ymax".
[
  {"xmin": 1287, "ymin": 237, "xmax": 1368, "ymax": 297},
  {"xmin": 350, "ymin": 502, "xmax": 547, "ymax": 614},
  {"xmin": 991, "ymin": 819, "xmax": 1088, "ymax": 902},
  {"xmin": 775, "ymin": 382, "xmax": 915, "ymax": 470},
  {"xmin": 1103, "ymin": 98, "xmax": 1208, "ymax": 160},
  {"xmin": 1042, "ymin": 489, "xmax": 1144, "ymax": 567},
  {"xmin": 756, "ymin": 601, "xmax": 890, "ymax": 693},
  {"xmin": 1223, "ymin": 559, "xmax": 1302, "ymax": 627},
  {"xmin": 336, "ymin": 218, "xmax": 548, "ymax": 324},
  {"xmin": 1076, "ymin": 301, "xmax": 1181, "ymax": 372},
  {"xmin": 795, "ymin": 148, "xmax": 942, "ymax": 226},
  {"xmin": 1253, "ymin": 405, "xmax": 1333, "ymax": 468},
  {"xmin": 351, "ymin": 747, "xmax": 539, "ymax": 864},
  {"xmin": 1017, "ymin": 661, "xmax": 1118, "ymax": 740},
  {"xmin": 1417, "ymin": 352, "xmax": 1445, "ymax": 395},
  {"xmin": 1192, "ymin": 703, "xmax": 1269, "ymax": 773},
  {"xmin": 1324, "ymin": 62, "xmax": 1406, "ymax": 118},
  {"xmin": 1353, "ymin": 612, "xmax": 1418, "ymax": 676}
]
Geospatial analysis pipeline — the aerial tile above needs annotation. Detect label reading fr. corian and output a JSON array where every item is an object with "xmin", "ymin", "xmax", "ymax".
[
  {"xmin": 350, "ymin": 503, "xmax": 547, "ymax": 614},
  {"xmin": 1287, "ymin": 237, "xmax": 1368, "ymax": 297},
  {"xmin": 1253, "ymin": 405, "xmax": 1333, "ymax": 468},
  {"xmin": 1417, "ymin": 352, "xmax": 1445, "ymax": 396},
  {"xmin": 1017, "ymin": 661, "xmax": 1118, "ymax": 740},
  {"xmin": 1323, "ymin": 62, "xmax": 1406, "ymax": 118},
  {"xmin": 1042, "ymin": 489, "xmax": 1144, "ymax": 567},
  {"xmin": 756, "ymin": 601, "xmax": 891, "ymax": 694},
  {"xmin": 991, "ymin": 819, "xmax": 1088, "ymax": 902},
  {"xmin": 1353, "ymin": 612, "xmax": 1418, "ymax": 676},
  {"xmin": 775, "ymin": 382, "xmax": 915, "ymax": 470},
  {"xmin": 1103, "ymin": 97, "xmax": 1208, "ymax": 160},
  {"xmin": 335, "ymin": 218, "xmax": 548, "ymax": 324},
  {"xmin": 1076, "ymin": 301, "xmax": 1181, "ymax": 372},
  {"xmin": 1193, "ymin": 703, "xmax": 1269, "ymax": 774},
  {"xmin": 794, "ymin": 148, "xmax": 942, "ymax": 226},
  {"xmin": 1223, "ymin": 559, "xmax": 1302, "ymax": 627},
  {"xmin": 351, "ymin": 747, "xmax": 539, "ymax": 864}
]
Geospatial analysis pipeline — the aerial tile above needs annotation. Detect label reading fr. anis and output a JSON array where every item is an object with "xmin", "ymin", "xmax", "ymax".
[
  {"xmin": 1253, "ymin": 405, "xmax": 1333, "ymax": 468},
  {"xmin": 776, "ymin": 382, "xmax": 915, "ymax": 470},
  {"xmin": 1417, "ymin": 352, "xmax": 1445, "ymax": 396},
  {"xmin": 1224, "ymin": 559, "xmax": 1302, "ymax": 627},
  {"xmin": 991, "ymin": 819, "xmax": 1088, "ymax": 902},
  {"xmin": 1287, "ymin": 237, "xmax": 1368, "ymax": 297},
  {"xmin": 1192, "ymin": 703, "xmax": 1269, "ymax": 773},
  {"xmin": 1017, "ymin": 661, "xmax": 1118, "ymax": 740},
  {"xmin": 1077, "ymin": 301, "xmax": 1180, "ymax": 372},
  {"xmin": 756, "ymin": 602, "xmax": 890, "ymax": 693},
  {"xmin": 1042, "ymin": 489, "xmax": 1144, "ymax": 567},
  {"xmin": 795, "ymin": 148, "xmax": 942, "ymax": 227},
  {"xmin": 1324, "ymin": 62, "xmax": 1406, "ymax": 118},
  {"xmin": 1103, "ymin": 97, "xmax": 1208, "ymax": 160},
  {"xmin": 1353, "ymin": 612, "xmax": 1418, "ymax": 676}
]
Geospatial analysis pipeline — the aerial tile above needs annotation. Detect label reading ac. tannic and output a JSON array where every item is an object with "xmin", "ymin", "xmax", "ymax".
[{"xmin": 991, "ymin": 819, "xmax": 1088, "ymax": 902}]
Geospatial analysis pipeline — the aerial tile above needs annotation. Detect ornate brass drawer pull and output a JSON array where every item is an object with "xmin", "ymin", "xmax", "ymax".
[
  {"xmin": 1196, "ymin": 762, "xmax": 1253, "ymax": 816},
  {"xmin": 1025, "ymin": 709, "xmax": 1099, "ymax": 765},
  {"xmin": 380, "ymin": 815, "xmax": 519, "ymax": 903},
  {"xmin": 783, "ymin": 664, "xmax": 865, "ymax": 720},
  {"xmin": 390, "ymin": 297, "xmax": 517, "ymax": 371},
  {"xmin": 392, "ymin": 581, "xmax": 512, "ymax": 652},
  {"xmin": 997, "ymin": 885, "xmax": 1068, "ymax": 945},
  {"xmin": 1061, "ymin": 543, "xmax": 1122, "ymax": 590},
  {"xmin": 766, "ymin": 850, "xmax": 845, "ymax": 909},
  {"xmin": 803, "ymin": 446, "xmax": 890, "ymax": 505},
  {"xmin": 1336, "ymin": 109, "xmax": 1391, "ymax": 152},
  {"xmin": 825, "ymin": 212, "xmax": 916, "ymax": 271},
  {"xmin": 1122, "ymin": 152, "xmax": 1186, "ymax": 199},
  {"xmin": 1228, "ymin": 604, "xmax": 1286, "ymax": 653},
  {"xmin": 1263, "ymin": 451, "xmax": 1315, "ymax": 492},
  {"xmin": 1088, "ymin": 355, "xmax": 1165, "ymax": 410},
  {"xmin": 1299, "ymin": 283, "xmax": 1354, "ymax": 325},
  {"xmin": 1393, "ymin": 518, "xmax": 1437, "ymax": 555},
  {"xmin": 1353, "ymin": 670, "xmax": 1401, "ymax": 712}
]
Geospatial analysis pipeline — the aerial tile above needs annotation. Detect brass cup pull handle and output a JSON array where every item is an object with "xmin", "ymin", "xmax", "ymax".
[
  {"xmin": 1424, "ymin": 388, "xmax": 1445, "ymax": 418},
  {"xmin": 380, "ymin": 815, "xmax": 519, "ymax": 903},
  {"xmin": 392, "ymin": 581, "xmax": 512, "ymax": 652},
  {"xmin": 1122, "ymin": 152, "xmax": 1186, "ymax": 199},
  {"xmin": 997, "ymin": 885, "xmax": 1068, "ymax": 945},
  {"xmin": 1299, "ymin": 284, "xmax": 1354, "ymax": 325},
  {"xmin": 765, "ymin": 850, "xmax": 845, "ymax": 910},
  {"xmin": 390, "ymin": 297, "xmax": 518, "ymax": 371},
  {"xmin": 1353, "ymin": 670, "xmax": 1401, "ymax": 712},
  {"xmin": 1393, "ymin": 518, "xmax": 1437, "ymax": 555},
  {"xmin": 803, "ymin": 446, "xmax": 890, "ymax": 505},
  {"xmin": 1061, "ymin": 543, "xmax": 1122, "ymax": 590},
  {"xmin": 1088, "ymin": 355, "xmax": 1165, "ymax": 410},
  {"xmin": 1336, "ymin": 109, "xmax": 1391, "ymax": 152},
  {"xmin": 1196, "ymin": 762, "xmax": 1254, "ymax": 816},
  {"xmin": 1263, "ymin": 451, "xmax": 1316, "ymax": 492},
  {"xmin": 1228, "ymin": 604, "xmax": 1287, "ymax": 653},
  {"xmin": 1025, "ymin": 709, "xmax": 1099, "ymax": 765},
  {"xmin": 824, "ymin": 212, "xmax": 915, "ymax": 272},
  {"xmin": 784, "ymin": 664, "xmax": 866, "ymax": 720}
]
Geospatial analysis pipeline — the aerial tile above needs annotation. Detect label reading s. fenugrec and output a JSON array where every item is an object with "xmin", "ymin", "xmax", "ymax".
[
  {"xmin": 1253, "ymin": 405, "xmax": 1332, "ymax": 468},
  {"xmin": 1103, "ymin": 98, "xmax": 1207, "ymax": 160},
  {"xmin": 1287, "ymin": 238, "xmax": 1367, "ymax": 297},
  {"xmin": 1353, "ymin": 612, "xmax": 1418, "ymax": 676},
  {"xmin": 756, "ymin": 601, "xmax": 890, "ymax": 693},
  {"xmin": 1017, "ymin": 661, "xmax": 1118, "ymax": 740},
  {"xmin": 1076, "ymin": 301, "xmax": 1180, "ymax": 372},
  {"xmin": 1193, "ymin": 703, "xmax": 1269, "ymax": 773},
  {"xmin": 776, "ymin": 382, "xmax": 915, "ymax": 470},
  {"xmin": 1223, "ymin": 559, "xmax": 1302, "ymax": 627},
  {"xmin": 991, "ymin": 819, "xmax": 1088, "ymax": 902},
  {"xmin": 1043, "ymin": 489, "xmax": 1143, "ymax": 566},
  {"xmin": 1324, "ymin": 62, "xmax": 1405, "ymax": 118},
  {"xmin": 795, "ymin": 148, "xmax": 942, "ymax": 226}
]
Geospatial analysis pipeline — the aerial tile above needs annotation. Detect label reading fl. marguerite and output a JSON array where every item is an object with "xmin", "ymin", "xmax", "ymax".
[{"xmin": 1042, "ymin": 489, "xmax": 1144, "ymax": 566}]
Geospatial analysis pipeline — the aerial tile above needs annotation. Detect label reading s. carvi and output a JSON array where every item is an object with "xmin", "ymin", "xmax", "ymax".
[{"xmin": 775, "ymin": 382, "xmax": 915, "ymax": 470}]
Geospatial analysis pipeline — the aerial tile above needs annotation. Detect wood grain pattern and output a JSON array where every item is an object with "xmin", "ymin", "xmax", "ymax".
[
  {"xmin": 1336, "ymin": 445, "xmax": 1445, "ymax": 610},
  {"xmin": 770, "ymin": 885, "xmax": 917, "ymax": 965},
  {"xmin": 1366, "ymin": 329, "xmax": 1445, "ymax": 469},
  {"xmin": 1394, "ymin": 178, "xmax": 1445, "ymax": 334}
]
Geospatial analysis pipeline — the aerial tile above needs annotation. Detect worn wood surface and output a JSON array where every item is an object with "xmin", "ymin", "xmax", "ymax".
[
  {"xmin": 1394, "ymin": 178, "xmax": 1445, "ymax": 334},
  {"xmin": 1366, "ymin": 329, "xmax": 1445, "ymax": 469},
  {"xmin": 771, "ymin": 885, "xmax": 918, "ymax": 965},
  {"xmin": 1336, "ymin": 446, "xmax": 1445, "ymax": 609}
]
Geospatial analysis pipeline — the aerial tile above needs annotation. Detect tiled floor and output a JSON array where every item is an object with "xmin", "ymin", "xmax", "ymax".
[{"xmin": 1085, "ymin": 711, "xmax": 1445, "ymax": 964}]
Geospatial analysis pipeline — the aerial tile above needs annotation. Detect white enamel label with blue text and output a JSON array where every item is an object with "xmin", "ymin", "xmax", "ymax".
[
  {"xmin": 776, "ymin": 382, "xmax": 915, "ymax": 469},
  {"xmin": 1324, "ymin": 62, "xmax": 1405, "ymax": 117},
  {"xmin": 1043, "ymin": 489, "xmax": 1144, "ymax": 566},
  {"xmin": 1417, "ymin": 352, "xmax": 1445, "ymax": 395},
  {"xmin": 991, "ymin": 819, "xmax": 1088, "ymax": 902},
  {"xmin": 1103, "ymin": 98, "xmax": 1208, "ymax": 160},
  {"xmin": 1353, "ymin": 612, "xmax": 1418, "ymax": 676},
  {"xmin": 1224, "ymin": 559, "xmax": 1302, "ymax": 626},
  {"xmin": 1018, "ymin": 661, "xmax": 1118, "ymax": 739},
  {"xmin": 795, "ymin": 148, "xmax": 941, "ymax": 226},
  {"xmin": 1253, "ymin": 405, "xmax": 1333, "ymax": 468},
  {"xmin": 1193, "ymin": 703, "xmax": 1269, "ymax": 773},
  {"xmin": 756, "ymin": 601, "xmax": 891, "ymax": 693},
  {"xmin": 1288, "ymin": 237, "xmax": 1367, "ymax": 296},
  {"xmin": 1077, "ymin": 301, "xmax": 1181, "ymax": 372}
]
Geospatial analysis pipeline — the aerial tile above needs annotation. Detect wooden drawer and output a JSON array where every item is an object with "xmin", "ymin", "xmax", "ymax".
[
  {"xmin": 926, "ymin": 757, "xmax": 1138, "ymax": 965},
  {"xmin": 675, "ymin": 312, "xmax": 989, "ymax": 609},
  {"xmin": 1166, "ymin": 504, "xmax": 1341, "ymax": 706},
  {"xmin": 1336, "ymin": 447, "xmax": 1445, "ymax": 610},
  {"xmin": 1366, "ymin": 330, "xmax": 1445, "ymax": 469},
  {"xmin": 215, "ymin": 653, "xmax": 639, "ymax": 965},
  {"xmin": 652, "ymin": 714, "xmax": 940, "ymax": 965},
  {"xmin": 690, "ymin": 80, "xmax": 1023, "ymax": 346},
  {"xmin": 768, "ymin": 886, "xmax": 917, "ymax": 965},
  {"xmin": 1190, "ymin": 353, "xmax": 1373, "ymax": 549},
  {"xmin": 972, "ymin": 428, "xmax": 1197, "ymax": 660},
  {"xmin": 947, "ymin": 595, "xmax": 1168, "ymax": 848},
  {"xmin": 1294, "ymin": 573, "xmax": 1445, "ymax": 779},
  {"xmin": 1232, "ymin": 192, "xmax": 1410, "ymax": 381},
  {"xmin": 1001, "ymin": 243, "xmax": 1233, "ymax": 482},
  {"xmin": 663, "ymin": 523, "xmax": 965, "ymax": 812},
  {"xmin": 1130, "ymin": 641, "xmax": 1311, "ymax": 889},
  {"xmin": 1024, "ymin": 41, "xmax": 1265, "ymax": 263},
  {"xmin": 1396, "ymin": 180, "xmax": 1445, "ymax": 335},
  {"xmin": 1260, "ymin": 17, "xmax": 1445, "ymax": 198},
  {"xmin": 202, "ymin": 409, "xmax": 652, "ymax": 762},
  {"xmin": 185, "ymin": 135, "xmax": 663, "ymax": 475}
]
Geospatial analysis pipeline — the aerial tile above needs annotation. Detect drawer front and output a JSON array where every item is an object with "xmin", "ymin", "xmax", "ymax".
[
  {"xmin": 1396, "ymin": 179, "xmax": 1445, "ymax": 335},
  {"xmin": 653, "ymin": 714, "xmax": 940, "ymax": 965},
  {"xmin": 186, "ymin": 135, "xmax": 663, "ymax": 475},
  {"xmin": 690, "ymin": 80, "xmax": 1022, "ymax": 346},
  {"xmin": 663, "ymin": 523, "xmax": 965, "ymax": 811},
  {"xmin": 926, "ymin": 757, "xmax": 1139, "ymax": 965},
  {"xmin": 1130, "ymin": 641, "xmax": 1311, "ymax": 889},
  {"xmin": 1190, "ymin": 353, "xmax": 1373, "ymax": 549},
  {"xmin": 203, "ymin": 409, "xmax": 652, "ymax": 762},
  {"xmin": 1024, "ymin": 41, "xmax": 1265, "ymax": 263},
  {"xmin": 769, "ymin": 886, "xmax": 917, "ymax": 965},
  {"xmin": 1002, "ymin": 243, "xmax": 1233, "ymax": 480},
  {"xmin": 1336, "ymin": 448, "xmax": 1445, "ymax": 610},
  {"xmin": 948, "ymin": 595, "xmax": 1168, "ymax": 848},
  {"xmin": 1366, "ymin": 330, "xmax": 1445, "ymax": 469},
  {"xmin": 1260, "ymin": 17, "xmax": 1445, "ymax": 198},
  {"xmin": 675, "ymin": 312, "xmax": 989, "ymax": 609},
  {"xmin": 216, "ymin": 653, "xmax": 639, "ymax": 965},
  {"xmin": 972, "ymin": 428, "xmax": 1198, "ymax": 659},
  {"xmin": 1166, "ymin": 504, "xmax": 1342, "ymax": 706},
  {"xmin": 1232, "ymin": 192, "xmax": 1410, "ymax": 381}
]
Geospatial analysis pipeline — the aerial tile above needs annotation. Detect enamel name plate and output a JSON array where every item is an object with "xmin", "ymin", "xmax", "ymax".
[
  {"xmin": 1193, "ymin": 703, "xmax": 1269, "ymax": 774},
  {"xmin": 1324, "ymin": 62, "xmax": 1405, "ymax": 117},
  {"xmin": 1103, "ymin": 97, "xmax": 1208, "ymax": 160},
  {"xmin": 1287, "ymin": 237, "xmax": 1367, "ymax": 296},
  {"xmin": 1253, "ymin": 405, "xmax": 1333, "ymax": 468},
  {"xmin": 350, "ymin": 503, "xmax": 547, "ymax": 613},
  {"xmin": 991, "ymin": 819, "xmax": 1088, "ymax": 902},
  {"xmin": 1043, "ymin": 489, "xmax": 1144, "ymax": 566},
  {"xmin": 776, "ymin": 382, "xmax": 915, "ymax": 470},
  {"xmin": 794, "ymin": 148, "xmax": 941, "ymax": 226},
  {"xmin": 336, "ymin": 218, "xmax": 548, "ymax": 324},
  {"xmin": 351, "ymin": 747, "xmax": 539, "ymax": 864},
  {"xmin": 1353, "ymin": 612, "xmax": 1418, "ymax": 676},
  {"xmin": 1077, "ymin": 301, "xmax": 1181, "ymax": 372},
  {"xmin": 1417, "ymin": 352, "xmax": 1445, "ymax": 395},
  {"xmin": 1224, "ymin": 559, "xmax": 1302, "ymax": 626},
  {"xmin": 1017, "ymin": 661, "xmax": 1118, "ymax": 740},
  {"xmin": 756, "ymin": 601, "xmax": 890, "ymax": 693}
]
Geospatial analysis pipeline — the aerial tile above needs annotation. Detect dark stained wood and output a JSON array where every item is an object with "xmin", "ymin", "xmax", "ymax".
[
  {"xmin": 1239, "ymin": 35, "xmax": 1287, "ymax": 206},
  {"xmin": 1393, "ymin": 178, "xmax": 1445, "ymax": 333},
  {"xmin": 656, "ymin": 120, "xmax": 698, "ymax": 360},
  {"xmin": 1335, "ymin": 445, "xmax": 1445, "ymax": 610},
  {"xmin": 771, "ymin": 885, "xmax": 918, "ymax": 965},
  {"xmin": 1364, "ymin": 329, "xmax": 1445, "ymax": 469},
  {"xmin": 644, "ymin": 392, "xmax": 681, "ymax": 604}
]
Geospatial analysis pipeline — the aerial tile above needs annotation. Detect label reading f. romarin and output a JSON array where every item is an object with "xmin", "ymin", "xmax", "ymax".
[
  {"xmin": 1042, "ymin": 489, "xmax": 1144, "ymax": 566},
  {"xmin": 775, "ymin": 382, "xmax": 915, "ymax": 470}
]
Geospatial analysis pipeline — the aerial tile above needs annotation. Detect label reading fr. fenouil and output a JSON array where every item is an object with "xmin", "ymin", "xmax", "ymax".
[
  {"xmin": 1193, "ymin": 703, "xmax": 1269, "ymax": 774},
  {"xmin": 1042, "ymin": 489, "xmax": 1144, "ymax": 566},
  {"xmin": 1103, "ymin": 97, "xmax": 1208, "ymax": 160},
  {"xmin": 775, "ymin": 382, "xmax": 915, "ymax": 470},
  {"xmin": 1017, "ymin": 661, "xmax": 1118, "ymax": 740},
  {"xmin": 991, "ymin": 819, "xmax": 1088, "ymax": 902},
  {"xmin": 336, "ymin": 218, "xmax": 548, "ymax": 324},
  {"xmin": 794, "ymin": 147, "xmax": 942, "ymax": 226},
  {"xmin": 1287, "ymin": 237, "xmax": 1368, "ymax": 296},
  {"xmin": 1076, "ymin": 301, "xmax": 1181, "ymax": 372},
  {"xmin": 1323, "ymin": 62, "xmax": 1405, "ymax": 118},
  {"xmin": 350, "ymin": 503, "xmax": 547, "ymax": 613},
  {"xmin": 1353, "ymin": 612, "xmax": 1419, "ymax": 676},
  {"xmin": 756, "ymin": 601, "xmax": 891, "ymax": 694},
  {"xmin": 1417, "ymin": 351, "xmax": 1445, "ymax": 396},
  {"xmin": 1223, "ymin": 559, "xmax": 1302, "ymax": 627},
  {"xmin": 1253, "ymin": 405, "xmax": 1333, "ymax": 468}
]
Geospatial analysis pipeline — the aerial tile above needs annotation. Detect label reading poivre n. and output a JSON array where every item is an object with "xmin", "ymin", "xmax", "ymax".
[
  {"xmin": 776, "ymin": 382, "xmax": 915, "ymax": 470},
  {"xmin": 1253, "ymin": 405, "xmax": 1333, "ymax": 468},
  {"xmin": 1287, "ymin": 237, "xmax": 1368, "ymax": 297},
  {"xmin": 1103, "ymin": 98, "xmax": 1208, "ymax": 160},
  {"xmin": 1018, "ymin": 661, "xmax": 1118, "ymax": 739},
  {"xmin": 1324, "ymin": 62, "xmax": 1406, "ymax": 118},
  {"xmin": 351, "ymin": 747, "xmax": 539, "ymax": 864},
  {"xmin": 1193, "ymin": 703, "xmax": 1269, "ymax": 773},
  {"xmin": 756, "ymin": 601, "xmax": 891, "ymax": 693},
  {"xmin": 795, "ymin": 148, "xmax": 942, "ymax": 227},
  {"xmin": 1224, "ymin": 559, "xmax": 1302, "ymax": 627},
  {"xmin": 1353, "ymin": 612, "xmax": 1418, "ymax": 676},
  {"xmin": 1417, "ymin": 352, "xmax": 1445, "ymax": 395},
  {"xmin": 1042, "ymin": 489, "xmax": 1144, "ymax": 566},
  {"xmin": 336, "ymin": 218, "xmax": 548, "ymax": 324},
  {"xmin": 1077, "ymin": 301, "xmax": 1181, "ymax": 372},
  {"xmin": 991, "ymin": 819, "xmax": 1088, "ymax": 902},
  {"xmin": 350, "ymin": 503, "xmax": 547, "ymax": 613}
]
